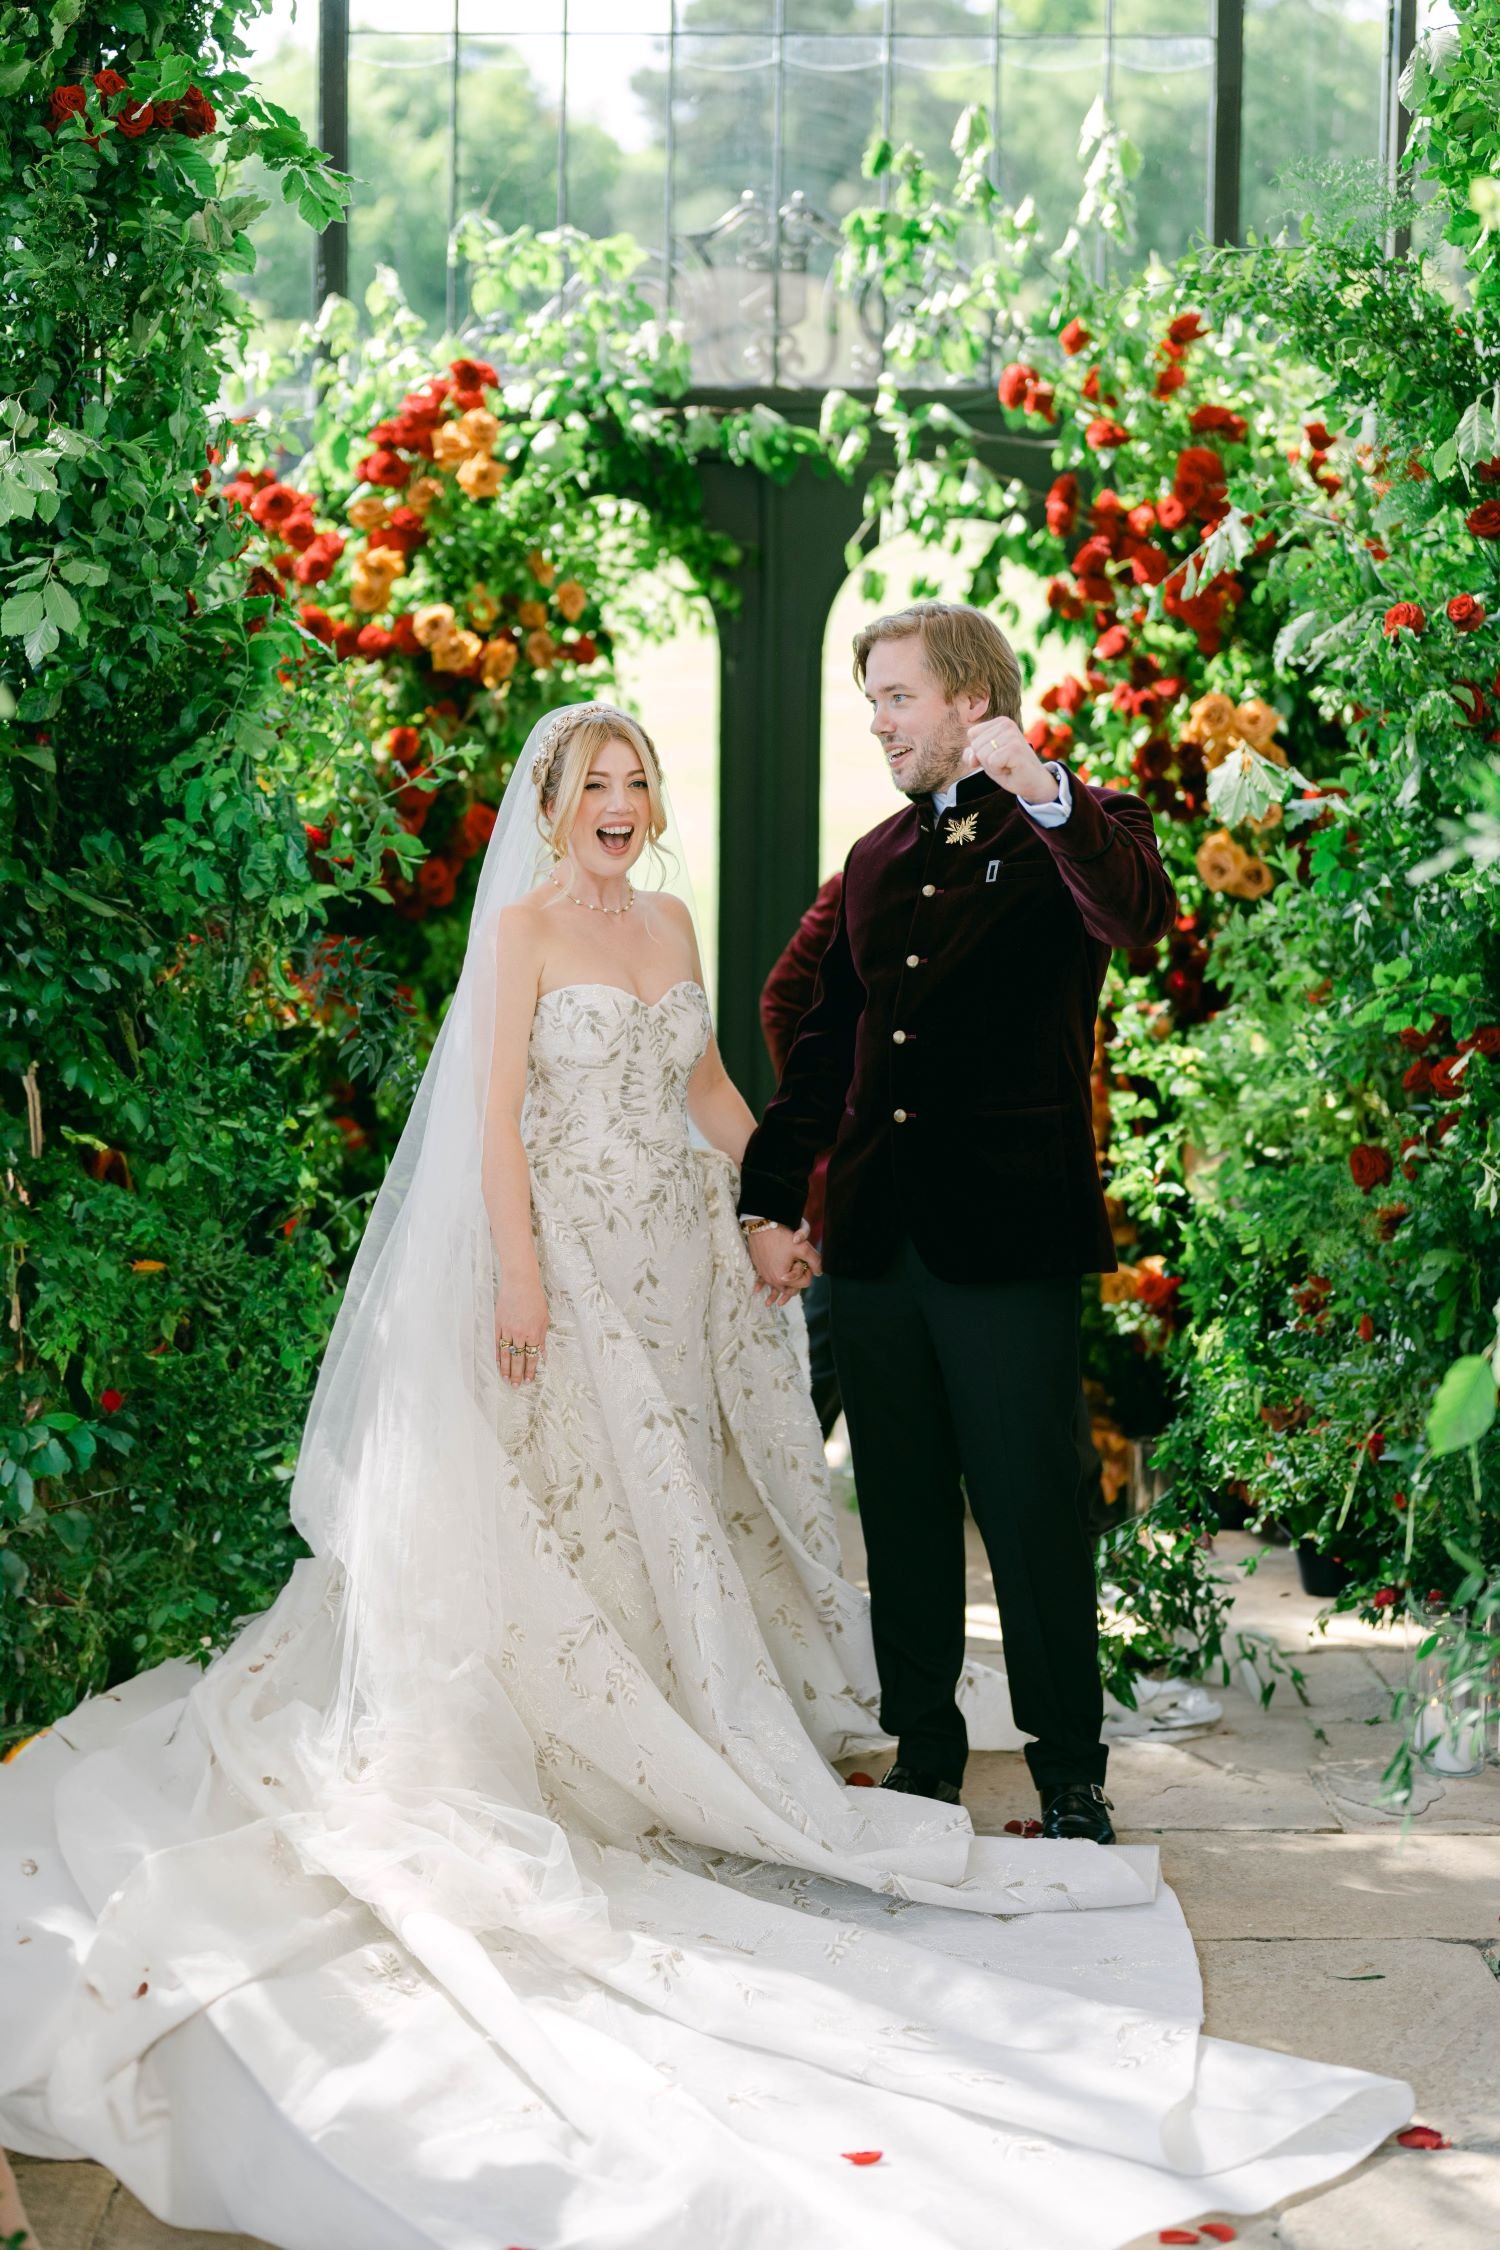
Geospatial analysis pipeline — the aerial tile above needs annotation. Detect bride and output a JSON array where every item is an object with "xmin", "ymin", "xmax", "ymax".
[{"xmin": 1, "ymin": 701, "xmax": 1409, "ymax": 2250}]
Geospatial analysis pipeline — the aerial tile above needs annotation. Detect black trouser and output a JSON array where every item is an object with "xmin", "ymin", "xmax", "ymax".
[
  {"xmin": 803, "ymin": 1271, "xmax": 843, "ymax": 1441},
  {"xmin": 830, "ymin": 1238, "xmax": 1106, "ymax": 1800}
]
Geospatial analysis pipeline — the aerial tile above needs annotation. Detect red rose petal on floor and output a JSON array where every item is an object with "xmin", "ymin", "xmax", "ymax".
[
  {"xmin": 842, "ymin": 2150, "xmax": 883, "ymax": 2165},
  {"xmin": 1201, "ymin": 2226, "xmax": 1238, "ymax": 2242},
  {"xmin": 1004, "ymin": 1819, "xmax": 1026, "ymax": 1833},
  {"xmin": 1397, "ymin": 2125, "xmax": 1451, "ymax": 2149},
  {"xmin": 846, "ymin": 1771, "xmax": 875, "ymax": 1787},
  {"xmin": 1159, "ymin": 2232, "xmax": 1200, "ymax": 2244}
]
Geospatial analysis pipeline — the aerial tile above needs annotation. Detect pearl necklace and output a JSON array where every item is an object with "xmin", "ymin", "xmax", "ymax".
[{"xmin": 550, "ymin": 868, "xmax": 634, "ymax": 916}]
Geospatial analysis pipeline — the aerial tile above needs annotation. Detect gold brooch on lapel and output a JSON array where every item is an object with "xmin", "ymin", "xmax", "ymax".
[{"xmin": 946, "ymin": 811, "xmax": 979, "ymax": 846}]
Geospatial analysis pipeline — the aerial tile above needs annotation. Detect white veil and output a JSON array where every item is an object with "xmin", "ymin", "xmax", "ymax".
[{"xmin": 267, "ymin": 699, "xmax": 708, "ymax": 1950}]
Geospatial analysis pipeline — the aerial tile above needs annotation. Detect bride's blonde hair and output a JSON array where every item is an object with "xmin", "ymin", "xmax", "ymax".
[{"xmin": 532, "ymin": 703, "xmax": 668, "ymax": 860}]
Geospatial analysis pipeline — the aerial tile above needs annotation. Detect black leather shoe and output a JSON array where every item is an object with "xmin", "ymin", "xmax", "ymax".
[
  {"xmin": 880, "ymin": 1763, "xmax": 962, "ymax": 1806},
  {"xmin": 1040, "ymin": 1782, "xmax": 1116, "ymax": 1843}
]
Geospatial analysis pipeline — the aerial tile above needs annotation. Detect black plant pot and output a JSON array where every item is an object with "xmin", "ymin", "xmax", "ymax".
[{"xmin": 1295, "ymin": 1541, "xmax": 1353, "ymax": 1599}]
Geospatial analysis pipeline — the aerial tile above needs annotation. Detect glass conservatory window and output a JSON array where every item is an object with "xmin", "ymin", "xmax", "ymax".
[{"xmin": 244, "ymin": 2, "xmax": 1414, "ymax": 385}]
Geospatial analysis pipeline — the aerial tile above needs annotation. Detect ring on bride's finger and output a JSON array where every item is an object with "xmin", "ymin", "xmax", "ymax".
[{"xmin": 522, "ymin": 1343, "xmax": 539, "ymax": 1357}]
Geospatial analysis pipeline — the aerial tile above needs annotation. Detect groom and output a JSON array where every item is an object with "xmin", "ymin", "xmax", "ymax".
[{"xmin": 738, "ymin": 602, "xmax": 1175, "ymax": 1842}]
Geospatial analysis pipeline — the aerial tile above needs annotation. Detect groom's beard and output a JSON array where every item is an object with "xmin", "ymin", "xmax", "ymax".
[{"xmin": 890, "ymin": 711, "xmax": 970, "ymax": 801}]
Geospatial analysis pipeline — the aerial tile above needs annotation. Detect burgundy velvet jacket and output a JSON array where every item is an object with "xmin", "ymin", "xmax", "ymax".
[
  {"xmin": 738, "ymin": 768, "xmax": 1176, "ymax": 1284},
  {"xmin": 760, "ymin": 871, "xmax": 843, "ymax": 1242}
]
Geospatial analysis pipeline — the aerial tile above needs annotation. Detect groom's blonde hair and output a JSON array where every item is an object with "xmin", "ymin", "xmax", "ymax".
[
  {"xmin": 534, "ymin": 704, "xmax": 668, "ymax": 859},
  {"xmin": 852, "ymin": 601, "xmax": 1022, "ymax": 723}
]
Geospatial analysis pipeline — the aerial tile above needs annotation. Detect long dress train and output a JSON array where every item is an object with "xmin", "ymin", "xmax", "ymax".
[{"xmin": 0, "ymin": 980, "xmax": 1410, "ymax": 2248}]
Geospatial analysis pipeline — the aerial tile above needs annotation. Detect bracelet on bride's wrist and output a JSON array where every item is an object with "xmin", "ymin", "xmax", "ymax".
[{"xmin": 739, "ymin": 1216, "xmax": 781, "ymax": 1238}]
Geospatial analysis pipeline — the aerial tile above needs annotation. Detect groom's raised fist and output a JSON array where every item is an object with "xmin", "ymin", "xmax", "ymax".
[{"xmin": 962, "ymin": 715, "xmax": 1061, "ymax": 805}]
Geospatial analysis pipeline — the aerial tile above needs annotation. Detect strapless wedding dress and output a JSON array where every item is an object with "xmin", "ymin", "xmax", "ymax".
[{"xmin": 0, "ymin": 980, "xmax": 1409, "ymax": 2250}]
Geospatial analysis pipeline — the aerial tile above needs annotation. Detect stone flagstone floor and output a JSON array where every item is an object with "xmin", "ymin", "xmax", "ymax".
[{"xmin": 7, "ymin": 1525, "xmax": 1499, "ymax": 2250}]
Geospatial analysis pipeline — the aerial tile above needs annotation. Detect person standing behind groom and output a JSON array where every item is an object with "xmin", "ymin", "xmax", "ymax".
[{"xmin": 738, "ymin": 603, "xmax": 1175, "ymax": 1842}]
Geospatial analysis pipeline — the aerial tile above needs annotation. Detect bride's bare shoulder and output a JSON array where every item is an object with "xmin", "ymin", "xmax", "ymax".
[{"xmin": 494, "ymin": 885, "xmax": 560, "ymax": 966}]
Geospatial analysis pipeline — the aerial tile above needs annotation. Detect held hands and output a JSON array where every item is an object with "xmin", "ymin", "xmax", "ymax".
[
  {"xmin": 496, "ymin": 1277, "xmax": 549, "ymax": 1387},
  {"xmin": 744, "ymin": 1221, "xmax": 822, "ymax": 1309},
  {"xmin": 961, "ymin": 715, "xmax": 1061, "ymax": 806}
]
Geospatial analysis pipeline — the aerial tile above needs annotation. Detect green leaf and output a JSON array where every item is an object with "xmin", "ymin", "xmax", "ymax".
[
  {"xmin": 0, "ymin": 590, "xmax": 45, "ymax": 637},
  {"xmin": 41, "ymin": 580, "xmax": 81, "ymax": 635},
  {"xmin": 166, "ymin": 141, "xmax": 219, "ymax": 200},
  {"xmin": 1427, "ymin": 1355, "xmax": 1497, "ymax": 1456}
]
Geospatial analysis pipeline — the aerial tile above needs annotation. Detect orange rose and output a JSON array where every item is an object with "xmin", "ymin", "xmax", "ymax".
[
  {"xmin": 456, "ymin": 455, "xmax": 506, "ymax": 500},
  {"xmin": 347, "ymin": 494, "xmax": 391, "ymax": 531},
  {"xmin": 455, "ymin": 407, "xmax": 500, "ymax": 453},
  {"xmin": 526, "ymin": 549, "xmax": 556, "ymax": 586},
  {"xmin": 1233, "ymin": 699, "xmax": 1279, "ymax": 746},
  {"xmin": 554, "ymin": 579, "xmax": 588, "ymax": 623},
  {"xmin": 1227, "ymin": 856, "xmax": 1275, "ymax": 899},
  {"xmin": 1200, "ymin": 733, "xmax": 1241, "ymax": 771},
  {"xmin": 431, "ymin": 424, "xmax": 474, "ymax": 469},
  {"xmin": 405, "ymin": 475, "xmax": 445, "ymax": 515},
  {"xmin": 412, "ymin": 603, "xmax": 456, "ymax": 648},
  {"xmin": 524, "ymin": 628, "xmax": 557, "ymax": 669},
  {"xmin": 467, "ymin": 583, "xmax": 500, "ymax": 631},
  {"xmin": 480, "ymin": 637, "xmax": 519, "ymax": 688},
  {"xmin": 1194, "ymin": 828, "xmax": 1247, "ymax": 891},
  {"xmin": 1184, "ymin": 691, "xmax": 1237, "ymax": 741},
  {"xmin": 1099, "ymin": 1266, "xmax": 1142, "ymax": 1305},
  {"xmin": 517, "ymin": 599, "xmax": 548, "ymax": 630},
  {"xmin": 430, "ymin": 627, "xmax": 484, "ymax": 674}
]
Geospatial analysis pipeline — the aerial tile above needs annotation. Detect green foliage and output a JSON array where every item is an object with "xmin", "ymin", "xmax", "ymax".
[{"xmin": 0, "ymin": 0, "xmax": 357, "ymax": 1740}]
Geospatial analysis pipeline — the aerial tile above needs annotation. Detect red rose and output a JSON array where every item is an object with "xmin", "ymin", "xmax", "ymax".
[
  {"xmin": 1357, "ymin": 1314, "xmax": 1375, "ymax": 1342},
  {"xmin": 1466, "ymin": 499, "xmax": 1500, "ymax": 540},
  {"xmin": 1365, "ymin": 1429, "xmax": 1387, "ymax": 1460},
  {"xmin": 1154, "ymin": 364, "xmax": 1187, "ymax": 398},
  {"xmin": 1375, "ymin": 1202, "xmax": 1410, "ymax": 1239},
  {"xmin": 1045, "ymin": 578, "xmax": 1085, "ymax": 620},
  {"xmin": 1086, "ymin": 418, "xmax": 1130, "ymax": 451},
  {"xmin": 1382, "ymin": 602, "xmax": 1425, "ymax": 637},
  {"xmin": 1189, "ymin": 404, "xmax": 1248, "ymax": 443},
  {"xmin": 1059, "ymin": 316, "xmax": 1090, "ymax": 356},
  {"xmin": 1045, "ymin": 473, "xmax": 1079, "ymax": 537},
  {"xmin": 1041, "ymin": 675, "xmax": 1088, "ymax": 715},
  {"xmin": 1472, "ymin": 1024, "xmax": 1500, "ymax": 1056},
  {"xmin": 1071, "ymin": 534, "xmax": 1114, "ymax": 580},
  {"xmin": 997, "ymin": 361, "xmax": 1036, "ymax": 410},
  {"xmin": 304, "ymin": 823, "xmax": 330, "ymax": 853},
  {"xmin": 1348, "ymin": 1143, "xmax": 1393, "ymax": 1193},
  {"xmin": 1446, "ymin": 593, "xmax": 1486, "ymax": 631},
  {"xmin": 1304, "ymin": 421, "xmax": 1335, "ymax": 449},
  {"xmin": 244, "ymin": 565, "xmax": 281, "ymax": 603},
  {"xmin": 279, "ymin": 510, "xmax": 319, "ymax": 552},
  {"xmin": 1136, "ymin": 1269, "xmax": 1182, "ymax": 1315},
  {"xmin": 1023, "ymin": 379, "xmax": 1056, "ymax": 422},
  {"xmin": 1167, "ymin": 312, "xmax": 1207, "ymax": 345},
  {"xmin": 1402, "ymin": 1059, "xmax": 1432, "ymax": 1095},
  {"xmin": 332, "ymin": 622, "xmax": 363, "ymax": 661},
  {"xmin": 1373, "ymin": 1587, "xmax": 1398, "ymax": 1610},
  {"xmin": 569, "ymin": 634, "xmax": 599, "ymax": 664},
  {"xmin": 115, "ymin": 99, "xmax": 154, "ymax": 137},
  {"xmin": 461, "ymin": 801, "xmax": 498, "ymax": 852},
  {"xmin": 1126, "ymin": 502, "xmax": 1156, "ymax": 538},
  {"xmin": 93, "ymin": 69, "xmax": 128, "ymax": 97},
  {"xmin": 448, "ymin": 356, "xmax": 498, "ymax": 391},
  {"xmin": 99, "ymin": 1388, "xmax": 126, "ymax": 1413},
  {"xmin": 387, "ymin": 725, "xmax": 424, "ymax": 766},
  {"xmin": 390, "ymin": 613, "xmax": 421, "ymax": 655},
  {"xmin": 1129, "ymin": 544, "xmax": 1171, "ymax": 587},
  {"xmin": 1428, "ymin": 1053, "xmax": 1466, "ymax": 1099},
  {"xmin": 355, "ymin": 449, "xmax": 411, "ymax": 488},
  {"xmin": 175, "ymin": 84, "xmax": 217, "ymax": 138},
  {"xmin": 1094, "ymin": 624, "xmax": 1130, "ymax": 661},
  {"xmin": 298, "ymin": 603, "xmax": 336, "ymax": 647},
  {"xmin": 1397, "ymin": 1025, "xmax": 1431, "ymax": 1052},
  {"xmin": 292, "ymin": 531, "xmax": 346, "ymax": 586},
  {"xmin": 248, "ymin": 483, "xmax": 309, "ymax": 530},
  {"xmin": 48, "ymin": 84, "xmax": 88, "ymax": 127},
  {"xmin": 1156, "ymin": 492, "xmax": 1188, "ymax": 531},
  {"xmin": 355, "ymin": 623, "xmax": 395, "ymax": 658},
  {"xmin": 417, "ymin": 857, "xmax": 458, "ymax": 908}
]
